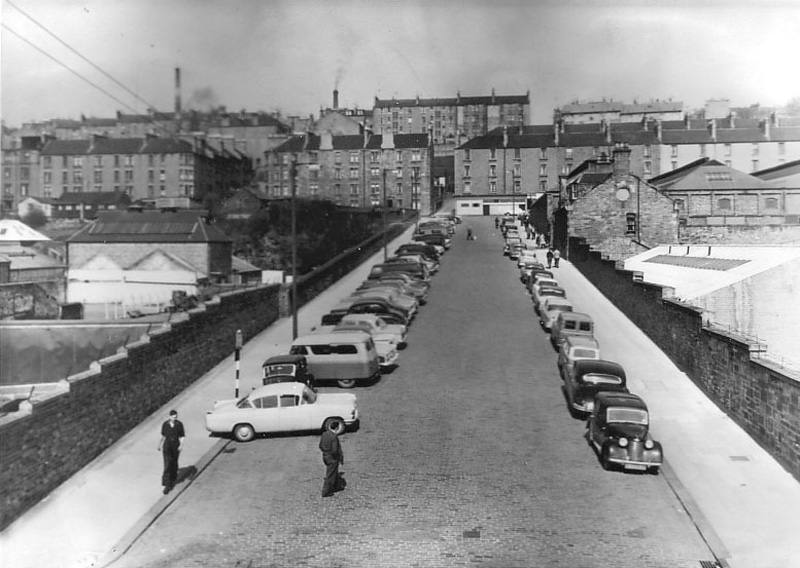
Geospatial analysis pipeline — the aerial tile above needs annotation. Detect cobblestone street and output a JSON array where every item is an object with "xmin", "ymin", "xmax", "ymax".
[{"xmin": 111, "ymin": 218, "xmax": 716, "ymax": 568}]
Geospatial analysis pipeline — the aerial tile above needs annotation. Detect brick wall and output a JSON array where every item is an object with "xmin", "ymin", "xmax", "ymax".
[
  {"xmin": 678, "ymin": 223, "xmax": 800, "ymax": 245},
  {"xmin": 568, "ymin": 237, "xmax": 800, "ymax": 481},
  {"xmin": 0, "ymin": 282, "xmax": 61, "ymax": 319},
  {"xmin": 0, "ymin": 221, "xmax": 407, "ymax": 529}
]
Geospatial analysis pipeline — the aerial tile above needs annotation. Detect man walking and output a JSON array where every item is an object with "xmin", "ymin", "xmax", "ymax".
[
  {"xmin": 319, "ymin": 427, "xmax": 345, "ymax": 497},
  {"xmin": 158, "ymin": 409, "xmax": 185, "ymax": 494},
  {"xmin": 553, "ymin": 248, "xmax": 561, "ymax": 268},
  {"xmin": 546, "ymin": 248, "xmax": 554, "ymax": 269}
]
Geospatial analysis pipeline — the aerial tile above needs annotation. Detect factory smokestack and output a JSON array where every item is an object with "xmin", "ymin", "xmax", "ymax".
[
  {"xmin": 333, "ymin": 88, "xmax": 339, "ymax": 110},
  {"xmin": 174, "ymin": 68, "xmax": 182, "ymax": 117}
]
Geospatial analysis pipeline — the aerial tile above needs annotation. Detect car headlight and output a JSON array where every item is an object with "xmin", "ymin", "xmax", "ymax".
[
  {"xmin": 644, "ymin": 439, "xmax": 654, "ymax": 450},
  {"xmin": 618, "ymin": 437, "xmax": 629, "ymax": 448}
]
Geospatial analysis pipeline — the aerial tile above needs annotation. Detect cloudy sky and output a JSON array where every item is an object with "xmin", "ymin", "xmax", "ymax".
[{"xmin": 2, "ymin": 0, "xmax": 799, "ymax": 127}]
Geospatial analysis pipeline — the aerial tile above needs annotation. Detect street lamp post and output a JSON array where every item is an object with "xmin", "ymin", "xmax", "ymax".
[
  {"xmin": 291, "ymin": 160, "xmax": 298, "ymax": 340},
  {"xmin": 382, "ymin": 168, "xmax": 388, "ymax": 260}
]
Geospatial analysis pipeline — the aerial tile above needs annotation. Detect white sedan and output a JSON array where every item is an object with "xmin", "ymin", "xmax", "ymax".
[
  {"xmin": 205, "ymin": 382, "xmax": 359, "ymax": 442},
  {"xmin": 539, "ymin": 297, "xmax": 574, "ymax": 332}
]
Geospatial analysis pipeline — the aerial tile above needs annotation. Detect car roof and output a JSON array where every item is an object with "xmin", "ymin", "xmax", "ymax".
[
  {"xmin": 558, "ymin": 311, "xmax": 593, "ymax": 322},
  {"xmin": 574, "ymin": 359, "xmax": 626, "ymax": 379},
  {"xmin": 292, "ymin": 331, "xmax": 371, "ymax": 344},
  {"xmin": 545, "ymin": 297, "xmax": 573, "ymax": 308},
  {"xmin": 563, "ymin": 336, "xmax": 600, "ymax": 349},
  {"xmin": 262, "ymin": 354, "xmax": 306, "ymax": 366},
  {"xmin": 539, "ymin": 287, "xmax": 566, "ymax": 295},
  {"xmin": 595, "ymin": 391, "xmax": 647, "ymax": 410},
  {"xmin": 249, "ymin": 382, "xmax": 308, "ymax": 398}
]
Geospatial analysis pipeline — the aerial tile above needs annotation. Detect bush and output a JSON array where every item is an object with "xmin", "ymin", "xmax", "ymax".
[{"xmin": 21, "ymin": 208, "xmax": 48, "ymax": 229}]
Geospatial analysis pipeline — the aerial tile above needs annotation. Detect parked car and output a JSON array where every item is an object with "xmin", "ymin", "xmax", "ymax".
[
  {"xmin": 520, "ymin": 261, "xmax": 546, "ymax": 283},
  {"xmin": 313, "ymin": 321, "xmax": 399, "ymax": 369},
  {"xmin": 205, "ymin": 382, "xmax": 358, "ymax": 442},
  {"xmin": 368, "ymin": 262, "xmax": 431, "ymax": 283},
  {"xmin": 386, "ymin": 253, "xmax": 438, "ymax": 274},
  {"xmin": 290, "ymin": 332, "xmax": 381, "ymax": 388},
  {"xmin": 371, "ymin": 272, "xmax": 430, "ymax": 293},
  {"xmin": 503, "ymin": 236, "xmax": 522, "ymax": 255},
  {"xmin": 533, "ymin": 286, "xmax": 566, "ymax": 313},
  {"xmin": 540, "ymin": 297, "xmax": 574, "ymax": 332},
  {"xmin": 338, "ymin": 313, "xmax": 407, "ymax": 348},
  {"xmin": 550, "ymin": 311, "xmax": 595, "ymax": 349},
  {"xmin": 587, "ymin": 392, "xmax": 662, "ymax": 474},
  {"xmin": 563, "ymin": 359, "xmax": 628, "ymax": 417},
  {"xmin": 517, "ymin": 249, "xmax": 539, "ymax": 268},
  {"xmin": 413, "ymin": 233, "xmax": 451, "ymax": 250},
  {"xmin": 358, "ymin": 278, "xmax": 428, "ymax": 305},
  {"xmin": 525, "ymin": 269, "xmax": 555, "ymax": 293},
  {"xmin": 508, "ymin": 242, "xmax": 527, "ymax": 260},
  {"xmin": 557, "ymin": 336, "xmax": 601, "ymax": 386},
  {"xmin": 531, "ymin": 276, "xmax": 558, "ymax": 296},
  {"xmin": 347, "ymin": 299, "xmax": 410, "ymax": 326},
  {"xmin": 262, "ymin": 354, "xmax": 315, "ymax": 388},
  {"xmin": 395, "ymin": 243, "xmax": 441, "ymax": 262}
]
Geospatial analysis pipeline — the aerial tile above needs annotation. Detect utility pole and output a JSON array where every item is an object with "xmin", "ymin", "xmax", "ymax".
[
  {"xmin": 291, "ymin": 158, "xmax": 298, "ymax": 340},
  {"xmin": 382, "ymin": 168, "xmax": 388, "ymax": 260}
]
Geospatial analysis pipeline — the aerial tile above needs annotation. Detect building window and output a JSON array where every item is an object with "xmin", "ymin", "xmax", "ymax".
[
  {"xmin": 752, "ymin": 143, "xmax": 759, "ymax": 156},
  {"xmin": 43, "ymin": 156, "xmax": 52, "ymax": 168},
  {"xmin": 370, "ymin": 151, "xmax": 380, "ymax": 163},
  {"xmin": 778, "ymin": 142, "xmax": 786, "ymax": 156},
  {"xmin": 644, "ymin": 161, "xmax": 652, "ymax": 176},
  {"xmin": 643, "ymin": 145, "xmax": 651, "ymax": 158},
  {"xmin": 370, "ymin": 182, "xmax": 380, "ymax": 195},
  {"xmin": 148, "ymin": 170, "xmax": 154, "ymax": 182},
  {"xmin": 671, "ymin": 145, "xmax": 678, "ymax": 158},
  {"xmin": 124, "ymin": 155, "xmax": 133, "ymax": 166},
  {"xmin": 350, "ymin": 184, "xmax": 358, "ymax": 195},
  {"xmin": 539, "ymin": 148, "xmax": 547, "ymax": 160},
  {"xmin": 764, "ymin": 197, "xmax": 779, "ymax": 210},
  {"xmin": 73, "ymin": 156, "xmax": 83, "ymax": 167},
  {"xmin": 334, "ymin": 152, "xmax": 341, "ymax": 164},
  {"xmin": 489, "ymin": 165, "xmax": 496, "ymax": 177},
  {"xmin": 396, "ymin": 182, "xmax": 402, "ymax": 194},
  {"xmin": 371, "ymin": 167, "xmax": 380, "ymax": 177},
  {"xmin": 752, "ymin": 160, "xmax": 759, "ymax": 171},
  {"xmin": 114, "ymin": 155, "xmax": 120, "ymax": 167},
  {"xmin": 309, "ymin": 152, "xmax": 318, "ymax": 163},
  {"xmin": 43, "ymin": 171, "xmax": 52, "ymax": 184},
  {"xmin": 625, "ymin": 213, "xmax": 637, "ymax": 235},
  {"xmin": 396, "ymin": 151, "xmax": 403, "ymax": 162},
  {"xmin": 717, "ymin": 197, "xmax": 732, "ymax": 210},
  {"xmin": 464, "ymin": 149, "xmax": 471, "ymax": 161},
  {"xmin": 148, "ymin": 185, "xmax": 155, "ymax": 197},
  {"xmin": 349, "ymin": 169, "xmax": 358, "ymax": 179},
  {"xmin": 73, "ymin": 171, "xmax": 83, "ymax": 183},
  {"xmin": 672, "ymin": 161, "xmax": 678, "ymax": 170},
  {"xmin": 94, "ymin": 171, "xmax": 102, "ymax": 184},
  {"xmin": 539, "ymin": 164, "xmax": 547, "ymax": 176},
  {"xmin": 489, "ymin": 148, "xmax": 496, "ymax": 160},
  {"xmin": 464, "ymin": 181, "xmax": 471, "ymax": 194},
  {"xmin": 334, "ymin": 168, "xmax": 341, "ymax": 180},
  {"xmin": 349, "ymin": 152, "xmax": 359, "ymax": 164},
  {"xmin": 489, "ymin": 181, "xmax": 497, "ymax": 194},
  {"xmin": 463, "ymin": 165, "xmax": 470, "ymax": 178},
  {"xmin": 396, "ymin": 166, "xmax": 403, "ymax": 178},
  {"xmin": 514, "ymin": 148, "xmax": 521, "ymax": 159},
  {"xmin": 565, "ymin": 148, "xmax": 573, "ymax": 159},
  {"xmin": 125, "ymin": 170, "xmax": 133, "ymax": 182},
  {"xmin": 94, "ymin": 156, "xmax": 103, "ymax": 167},
  {"xmin": 699, "ymin": 144, "xmax": 706, "ymax": 157},
  {"xmin": 673, "ymin": 199, "xmax": 685, "ymax": 212},
  {"xmin": 514, "ymin": 180, "xmax": 521, "ymax": 193},
  {"xmin": 724, "ymin": 144, "xmax": 732, "ymax": 156},
  {"xmin": 411, "ymin": 150, "xmax": 421, "ymax": 162},
  {"xmin": 334, "ymin": 184, "xmax": 342, "ymax": 195},
  {"xmin": 513, "ymin": 164, "xmax": 521, "ymax": 177}
]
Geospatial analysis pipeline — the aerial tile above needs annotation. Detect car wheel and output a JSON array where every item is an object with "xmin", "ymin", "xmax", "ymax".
[
  {"xmin": 323, "ymin": 417, "xmax": 346, "ymax": 435},
  {"xmin": 601, "ymin": 446, "xmax": 614, "ymax": 471},
  {"xmin": 233, "ymin": 423, "xmax": 255, "ymax": 443},
  {"xmin": 337, "ymin": 378, "xmax": 356, "ymax": 388},
  {"xmin": 648, "ymin": 466, "xmax": 660, "ymax": 475}
]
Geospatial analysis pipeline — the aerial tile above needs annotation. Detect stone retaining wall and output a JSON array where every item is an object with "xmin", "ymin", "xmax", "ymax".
[{"xmin": 568, "ymin": 237, "xmax": 800, "ymax": 481}]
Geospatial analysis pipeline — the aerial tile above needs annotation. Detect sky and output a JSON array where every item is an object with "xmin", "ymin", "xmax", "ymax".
[{"xmin": 1, "ymin": 0, "xmax": 800, "ymax": 128}]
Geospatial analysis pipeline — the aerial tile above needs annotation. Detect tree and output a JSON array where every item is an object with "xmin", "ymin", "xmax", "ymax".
[{"xmin": 21, "ymin": 207, "xmax": 47, "ymax": 229}]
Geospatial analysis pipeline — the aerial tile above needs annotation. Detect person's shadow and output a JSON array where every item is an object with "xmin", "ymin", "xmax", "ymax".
[{"xmin": 176, "ymin": 465, "xmax": 198, "ymax": 485}]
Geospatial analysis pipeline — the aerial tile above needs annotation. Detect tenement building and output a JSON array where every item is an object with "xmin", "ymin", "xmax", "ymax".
[
  {"xmin": 372, "ymin": 90, "xmax": 530, "ymax": 150},
  {"xmin": 259, "ymin": 131, "xmax": 436, "ymax": 214}
]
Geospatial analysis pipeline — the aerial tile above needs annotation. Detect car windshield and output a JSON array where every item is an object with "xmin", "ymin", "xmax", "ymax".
[
  {"xmin": 549, "ymin": 304, "xmax": 573, "ymax": 312},
  {"xmin": 264, "ymin": 364, "xmax": 296, "ymax": 377},
  {"xmin": 607, "ymin": 407, "xmax": 648, "ymax": 425},
  {"xmin": 572, "ymin": 348, "xmax": 598, "ymax": 358},
  {"xmin": 582, "ymin": 373, "xmax": 623, "ymax": 385}
]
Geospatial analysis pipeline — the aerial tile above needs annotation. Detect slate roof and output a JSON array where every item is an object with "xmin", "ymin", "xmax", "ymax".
[
  {"xmin": 271, "ymin": 133, "xmax": 430, "ymax": 153},
  {"xmin": 67, "ymin": 211, "xmax": 232, "ymax": 243},
  {"xmin": 41, "ymin": 137, "xmax": 195, "ymax": 155},
  {"xmin": 56, "ymin": 191, "xmax": 131, "ymax": 205},
  {"xmin": 648, "ymin": 158, "xmax": 774, "ymax": 191},
  {"xmin": 752, "ymin": 159, "xmax": 800, "ymax": 181}
]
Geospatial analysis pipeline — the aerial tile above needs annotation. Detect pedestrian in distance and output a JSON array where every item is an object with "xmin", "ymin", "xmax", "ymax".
[
  {"xmin": 546, "ymin": 248, "xmax": 554, "ymax": 269},
  {"xmin": 553, "ymin": 248, "xmax": 561, "ymax": 268},
  {"xmin": 319, "ymin": 427, "xmax": 346, "ymax": 497},
  {"xmin": 494, "ymin": 217, "xmax": 500, "ymax": 229},
  {"xmin": 158, "ymin": 409, "xmax": 185, "ymax": 494}
]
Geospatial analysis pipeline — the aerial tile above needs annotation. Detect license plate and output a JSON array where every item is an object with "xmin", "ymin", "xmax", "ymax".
[{"xmin": 625, "ymin": 464, "xmax": 647, "ymax": 471}]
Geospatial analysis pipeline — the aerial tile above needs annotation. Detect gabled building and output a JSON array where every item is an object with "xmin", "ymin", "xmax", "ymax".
[
  {"xmin": 649, "ymin": 158, "xmax": 800, "ymax": 243},
  {"xmin": 556, "ymin": 99, "xmax": 684, "ymax": 124},
  {"xmin": 260, "ymin": 130, "xmax": 436, "ymax": 214},
  {"xmin": 753, "ymin": 159, "xmax": 800, "ymax": 187},
  {"xmin": 554, "ymin": 144, "xmax": 678, "ymax": 260},
  {"xmin": 49, "ymin": 191, "xmax": 131, "ymax": 220}
]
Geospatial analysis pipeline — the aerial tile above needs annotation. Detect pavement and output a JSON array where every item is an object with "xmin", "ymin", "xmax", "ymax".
[{"xmin": 1, "ymin": 216, "xmax": 799, "ymax": 568}]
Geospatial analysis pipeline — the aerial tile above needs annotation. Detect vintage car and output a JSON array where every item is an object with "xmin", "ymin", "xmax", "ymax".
[
  {"xmin": 205, "ymin": 382, "xmax": 359, "ymax": 442},
  {"xmin": 347, "ymin": 299, "xmax": 410, "ymax": 326},
  {"xmin": 517, "ymin": 249, "xmax": 539, "ymax": 268},
  {"xmin": 508, "ymin": 242, "xmax": 528, "ymax": 260},
  {"xmin": 386, "ymin": 253, "xmax": 439, "ymax": 274},
  {"xmin": 351, "ymin": 287, "xmax": 418, "ymax": 318},
  {"xmin": 540, "ymin": 297, "xmax": 574, "ymax": 331},
  {"xmin": 413, "ymin": 233, "xmax": 450, "ymax": 250},
  {"xmin": 525, "ymin": 269, "xmax": 555, "ymax": 293},
  {"xmin": 368, "ymin": 262, "xmax": 431, "ymax": 283},
  {"xmin": 587, "ymin": 392, "xmax": 662, "ymax": 474},
  {"xmin": 261, "ymin": 354, "xmax": 315, "ymax": 388},
  {"xmin": 550, "ymin": 311, "xmax": 595, "ymax": 349},
  {"xmin": 395, "ymin": 243, "xmax": 441, "ymax": 262},
  {"xmin": 503, "ymin": 236, "xmax": 522, "ymax": 255},
  {"xmin": 557, "ymin": 336, "xmax": 601, "ymax": 389},
  {"xmin": 519, "ymin": 260, "xmax": 544, "ymax": 282},
  {"xmin": 533, "ymin": 286, "xmax": 566, "ymax": 313},
  {"xmin": 530, "ymin": 276, "xmax": 558, "ymax": 298},
  {"xmin": 358, "ymin": 278, "xmax": 428, "ymax": 305},
  {"xmin": 313, "ymin": 321, "xmax": 399, "ymax": 369},
  {"xmin": 329, "ymin": 291, "xmax": 415, "ymax": 323},
  {"xmin": 371, "ymin": 272, "xmax": 430, "ymax": 294},
  {"xmin": 338, "ymin": 313, "xmax": 407, "ymax": 347},
  {"xmin": 563, "ymin": 359, "xmax": 628, "ymax": 417}
]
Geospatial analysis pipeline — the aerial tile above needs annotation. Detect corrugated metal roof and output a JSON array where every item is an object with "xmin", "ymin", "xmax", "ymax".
[
  {"xmin": 643, "ymin": 255, "xmax": 750, "ymax": 271},
  {"xmin": 67, "ymin": 211, "xmax": 231, "ymax": 243}
]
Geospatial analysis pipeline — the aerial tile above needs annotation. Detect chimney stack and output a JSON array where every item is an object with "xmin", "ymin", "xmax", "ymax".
[
  {"xmin": 612, "ymin": 143, "xmax": 632, "ymax": 179},
  {"xmin": 333, "ymin": 88, "xmax": 339, "ymax": 110},
  {"xmin": 174, "ymin": 68, "xmax": 182, "ymax": 117}
]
